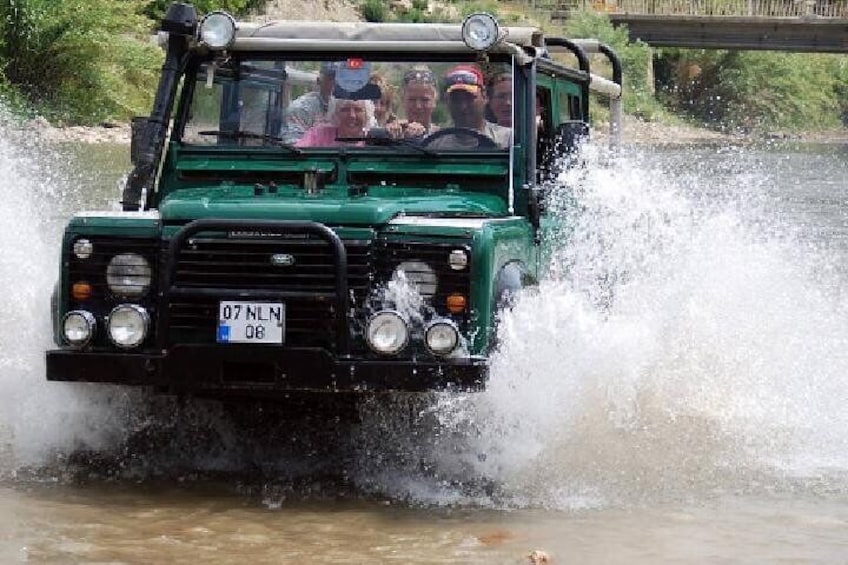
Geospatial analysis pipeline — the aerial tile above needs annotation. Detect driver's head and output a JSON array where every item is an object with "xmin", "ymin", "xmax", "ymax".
[
  {"xmin": 443, "ymin": 65, "xmax": 487, "ymax": 129},
  {"xmin": 329, "ymin": 97, "xmax": 373, "ymax": 138}
]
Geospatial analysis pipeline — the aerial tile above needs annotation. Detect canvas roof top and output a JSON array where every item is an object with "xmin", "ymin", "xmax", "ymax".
[{"xmin": 231, "ymin": 20, "xmax": 545, "ymax": 52}]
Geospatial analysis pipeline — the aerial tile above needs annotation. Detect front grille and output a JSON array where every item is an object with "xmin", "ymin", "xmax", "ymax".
[{"xmin": 166, "ymin": 235, "xmax": 372, "ymax": 348}]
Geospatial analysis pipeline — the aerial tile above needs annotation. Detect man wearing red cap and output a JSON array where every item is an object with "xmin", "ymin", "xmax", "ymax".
[{"xmin": 439, "ymin": 64, "xmax": 511, "ymax": 149}]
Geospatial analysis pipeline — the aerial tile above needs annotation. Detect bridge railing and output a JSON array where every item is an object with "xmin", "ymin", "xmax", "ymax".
[{"xmin": 542, "ymin": 0, "xmax": 848, "ymax": 17}]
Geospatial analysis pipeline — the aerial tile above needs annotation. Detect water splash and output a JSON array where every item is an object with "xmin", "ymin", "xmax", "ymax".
[
  {"xmin": 4, "ymin": 108, "xmax": 848, "ymax": 508},
  {"xmin": 0, "ymin": 111, "xmax": 143, "ymax": 474},
  {"xmin": 352, "ymin": 143, "xmax": 848, "ymax": 507}
]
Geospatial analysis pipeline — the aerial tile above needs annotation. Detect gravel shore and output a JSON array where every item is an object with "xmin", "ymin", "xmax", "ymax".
[{"xmin": 28, "ymin": 114, "xmax": 845, "ymax": 146}]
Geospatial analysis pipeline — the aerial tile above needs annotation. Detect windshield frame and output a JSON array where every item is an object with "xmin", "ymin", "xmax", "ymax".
[{"xmin": 174, "ymin": 51, "xmax": 521, "ymax": 155}]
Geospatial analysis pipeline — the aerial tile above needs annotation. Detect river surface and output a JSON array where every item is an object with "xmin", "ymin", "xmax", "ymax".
[{"xmin": 1, "ymin": 116, "xmax": 848, "ymax": 563}]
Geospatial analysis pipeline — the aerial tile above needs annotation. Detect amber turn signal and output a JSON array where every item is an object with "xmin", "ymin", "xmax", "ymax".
[
  {"xmin": 72, "ymin": 281, "xmax": 92, "ymax": 301},
  {"xmin": 446, "ymin": 293, "xmax": 467, "ymax": 313}
]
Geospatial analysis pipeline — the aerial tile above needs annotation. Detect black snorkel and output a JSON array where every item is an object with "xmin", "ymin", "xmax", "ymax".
[{"xmin": 122, "ymin": 3, "xmax": 197, "ymax": 211}]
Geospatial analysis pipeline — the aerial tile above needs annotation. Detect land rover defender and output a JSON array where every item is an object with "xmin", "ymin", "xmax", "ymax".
[{"xmin": 46, "ymin": 3, "xmax": 621, "ymax": 398}]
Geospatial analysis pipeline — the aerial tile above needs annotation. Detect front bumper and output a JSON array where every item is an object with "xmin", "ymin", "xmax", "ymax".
[{"xmin": 46, "ymin": 345, "xmax": 487, "ymax": 394}]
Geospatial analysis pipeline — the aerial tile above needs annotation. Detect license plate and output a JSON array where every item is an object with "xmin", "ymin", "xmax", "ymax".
[{"xmin": 217, "ymin": 301, "xmax": 285, "ymax": 344}]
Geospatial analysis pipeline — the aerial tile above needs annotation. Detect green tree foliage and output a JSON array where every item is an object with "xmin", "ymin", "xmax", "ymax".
[
  {"xmin": 660, "ymin": 49, "xmax": 847, "ymax": 132},
  {"xmin": 142, "ymin": 0, "xmax": 264, "ymax": 21},
  {"xmin": 562, "ymin": 11, "xmax": 665, "ymax": 121},
  {"xmin": 1, "ymin": 0, "xmax": 845, "ymax": 130},
  {"xmin": 0, "ymin": 0, "xmax": 162, "ymax": 124},
  {"xmin": 360, "ymin": 0, "xmax": 387, "ymax": 22},
  {"xmin": 835, "ymin": 56, "xmax": 848, "ymax": 126},
  {"xmin": 358, "ymin": 0, "xmax": 504, "ymax": 25}
]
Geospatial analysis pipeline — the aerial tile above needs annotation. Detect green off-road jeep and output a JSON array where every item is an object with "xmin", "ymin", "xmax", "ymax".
[{"xmin": 46, "ymin": 3, "xmax": 621, "ymax": 399}]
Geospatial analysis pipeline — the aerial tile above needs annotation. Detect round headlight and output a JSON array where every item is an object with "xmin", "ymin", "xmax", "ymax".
[
  {"xmin": 62, "ymin": 310, "xmax": 96, "ymax": 347},
  {"xmin": 106, "ymin": 253, "xmax": 152, "ymax": 298},
  {"xmin": 73, "ymin": 238, "xmax": 93, "ymax": 260},
  {"xmin": 425, "ymin": 319, "xmax": 459, "ymax": 355},
  {"xmin": 393, "ymin": 261, "xmax": 438, "ymax": 297},
  {"xmin": 107, "ymin": 304, "xmax": 149, "ymax": 349},
  {"xmin": 461, "ymin": 13, "xmax": 500, "ymax": 51},
  {"xmin": 366, "ymin": 310, "xmax": 408, "ymax": 355},
  {"xmin": 199, "ymin": 11, "xmax": 236, "ymax": 49}
]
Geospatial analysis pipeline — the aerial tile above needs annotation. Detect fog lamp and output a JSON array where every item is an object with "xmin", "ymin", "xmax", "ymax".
[
  {"xmin": 107, "ymin": 304, "xmax": 149, "ymax": 349},
  {"xmin": 461, "ymin": 13, "xmax": 500, "ymax": 51},
  {"xmin": 199, "ymin": 11, "xmax": 236, "ymax": 49},
  {"xmin": 106, "ymin": 253, "xmax": 152, "ymax": 298},
  {"xmin": 366, "ymin": 310, "xmax": 408, "ymax": 355},
  {"xmin": 425, "ymin": 319, "xmax": 459, "ymax": 355},
  {"xmin": 62, "ymin": 310, "xmax": 96, "ymax": 347}
]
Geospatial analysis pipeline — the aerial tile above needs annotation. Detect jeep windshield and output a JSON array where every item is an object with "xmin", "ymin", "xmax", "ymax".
[{"xmin": 180, "ymin": 56, "xmax": 514, "ymax": 154}]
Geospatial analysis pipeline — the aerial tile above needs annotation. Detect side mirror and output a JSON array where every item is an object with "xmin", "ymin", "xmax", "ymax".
[{"xmin": 130, "ymin": 117, "xmax": 149, "ymax": 166}]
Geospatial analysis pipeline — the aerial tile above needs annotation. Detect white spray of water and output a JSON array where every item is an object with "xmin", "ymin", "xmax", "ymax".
[
  {"xmin": 353, "ymin": 143, "xmax": 848, "ymax": 507},
  {"xmin": 0, "ymin": 113, "xmax": 142, "ymax": 474},
  {"xmin": 4, "ymin": 111, "xmax": 847, "ymax": 506}
]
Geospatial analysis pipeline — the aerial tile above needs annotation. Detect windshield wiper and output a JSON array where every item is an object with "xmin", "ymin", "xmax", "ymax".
[
  {"xmin": 336, "ymin": 135, "xmax": 437, "ymax": 156},
  {"xmin": 197, "ymin": 130, "xmax": 302, "ymax": 154}
]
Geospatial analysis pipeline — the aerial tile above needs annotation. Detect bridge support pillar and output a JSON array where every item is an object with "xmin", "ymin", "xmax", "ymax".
[{"xmin": 646, "ymin": 46, "xmax": 655, "ymax": 94}]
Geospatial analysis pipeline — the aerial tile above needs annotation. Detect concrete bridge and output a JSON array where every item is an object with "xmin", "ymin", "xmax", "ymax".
[{"xmin": 546, "ymin": 0, "xmax": 848, "ymax": 52}]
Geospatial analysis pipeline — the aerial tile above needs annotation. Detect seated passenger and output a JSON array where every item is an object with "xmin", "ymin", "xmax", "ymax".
[
  {"xmin": 487, "ymin": 71, "xmax": 512, "ymax": 127},
  {"xmin": 295, "ymin": 97, "xmax": 374, "ymax": 147},
  {"xmin": 435, "ymin": 65, "xmax": 510, "ymax": 149},
  {"xmin": 386, "ymin": 65, "xmax": 440, "ymax": 139},
  {"xmin": 369, "ymin": 72, "xmax": 398, "ymax": 127},
  {"xmin": 282, "ymin": 62, "xmax": 336, "ymax": 144}
]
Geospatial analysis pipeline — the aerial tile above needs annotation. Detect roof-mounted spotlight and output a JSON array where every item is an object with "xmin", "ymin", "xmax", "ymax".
[
  {"xmin": 461, "ymin": 13, "xmax": 500, "ymax": 51},
  {"xmin": 198, "ymin": 11, "xmax": 236, "ymax": 50}
]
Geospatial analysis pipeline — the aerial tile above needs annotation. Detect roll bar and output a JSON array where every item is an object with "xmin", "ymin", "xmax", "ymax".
[{"xmin": 544, "ymin": 38, "xmax": 623, "ymax": 147}]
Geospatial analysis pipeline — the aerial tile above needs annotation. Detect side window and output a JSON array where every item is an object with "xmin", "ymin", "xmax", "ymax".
[
  {"xmin": 183, "ymin": 61, "xmax": 285, "ymax": 145},
  {"xmin": 541, "ymin": 78, "xmax": 588, "ymax": 180},
  {"xmin": 536, "ymin": 86, "xmax": 554, "ymax": 182},
  {"xmin": 536, "ymin": 86, "xmax": 552, "ymax": 139},
  {"xmin": 557, "ymin": 90, "xmax": 582, "ymax": 123},
  {"xmin": 183, "ymin": 66, "xmax": 223, "ymax": 144},
  {"xmin": 568, "ymin": 94, "xmax": 582, "ymax": 122}
]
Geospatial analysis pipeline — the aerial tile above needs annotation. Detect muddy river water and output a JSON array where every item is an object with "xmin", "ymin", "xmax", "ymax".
[{"xmin": 1, "ymin": 119, "xmax": 847, "ymax": 563}]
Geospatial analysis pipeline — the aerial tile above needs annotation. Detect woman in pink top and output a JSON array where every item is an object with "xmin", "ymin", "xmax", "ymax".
[{"xmin": 296, "ymin": 98, "xmax": 375, "ymax": 147}]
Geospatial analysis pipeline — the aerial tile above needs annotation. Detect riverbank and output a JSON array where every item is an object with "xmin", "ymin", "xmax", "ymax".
[
  {"xmin": 27, "ymin": 114, "xmax": 847, "ymax": 146},
  {"xmin": 27, "ymin": 117, "xmax": 134, "ymax": 145}
]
